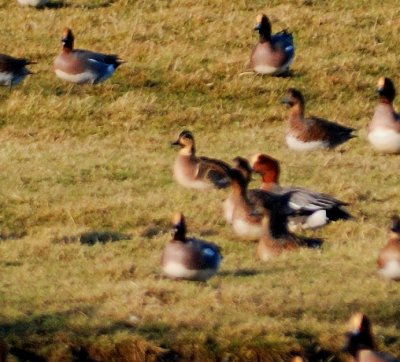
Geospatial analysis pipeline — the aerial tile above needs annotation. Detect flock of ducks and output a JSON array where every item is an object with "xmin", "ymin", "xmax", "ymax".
[{"xmin": 2, "ymin": 3, "xmax": 400, "ymax": 361}]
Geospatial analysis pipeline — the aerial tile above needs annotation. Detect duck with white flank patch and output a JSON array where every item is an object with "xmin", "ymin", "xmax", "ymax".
[
  {"xmin": 54, "ymin": 28, "xmax": 123, "ymax": 84},
  {"xmin": 343, "ymin": 313, "xmax": 400, "ymax": 362},
  {"xmin": 0, "ymin": 54, "xmax": 33, "ymax": 89},
  {"xmin": 377, "ymin": 216, "xmax": 400, "ymax": 281},
  {"xmin": 251, "ymin": 153, "xmax": 352, "ymax": 230},
  {"xmin": 282, "ymin": 88, "xmax": 355, "ymax": 151},
  {"xmin": 368, "ymin": 77, "xmax": 400, "ymax": 153},
  {"xmin": 161, "ymin": 213, "xmax": 222, "ymax": 281},
  {"xmin": 171, "ymin": 130, "xmax": 232, "ymax": 190},
  {"xmin": 250, "ymin": 14, "xmax": 294, "ymax": 76}
]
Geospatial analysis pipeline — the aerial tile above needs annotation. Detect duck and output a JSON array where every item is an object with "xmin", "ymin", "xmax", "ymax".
[
  {"xmin": 171, "ymin": 130, "xmax": 232, "ymax": 190},
  {"xmin": 343, "ymin": 313, "xmax": 400, "ymax": 362},
  {"xmin": 251, "ymin": 153, "xmax": 352, "ymax": 230},
  {"xmin": 17, "ymin": 0, "xmax": 47, "ymax": 6},
  {"xmin": 257, "ymin": 195, "xmax": 322, "ymax": 261},
  {"xmin": 282, "ymin": 88, "xmax": 355, "ymax": 151},
  {"xmin": 250, "ymin": 14, "xmax": 294, "ymax": 75},
  {"xmin": 161, "ymin": 213, "xmax": 222, "ymax": 281},
  {"xmin": 368, "ymin": 77, "xmax": 400, "ymax": 153},
  {"xmin": 54, "ymin": 27, "xmax": 123, "ymax": 84},
  {"xmin": 377, "ymin": 216, "xmax": 400, "ymax": 281},
  {"xmin": 0, "ymin": 53, "xmax": 33, "ymax": 88}
]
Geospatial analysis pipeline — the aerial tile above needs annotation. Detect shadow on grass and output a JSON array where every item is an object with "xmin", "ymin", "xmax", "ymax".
[
  {"xmin": 54, "ymin": 230, "xmax": 131, "ymax": 245},
  {"xmin": 218, "ymin": 268, "xmax": 263, "ymax": 277},
  {"xmin": 43, "ymin": 0, "xmax": 116, "ymax": 9}
]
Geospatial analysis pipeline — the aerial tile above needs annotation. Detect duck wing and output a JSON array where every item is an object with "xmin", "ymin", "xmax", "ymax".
[
  {"xmin": 73, "ymin": 49, "xmax": 123, "ymax": 68},
  {"xmin": 306, "ymin": 116, "xmax": 355, "ymax": 147},
  {"xmin": 198, "ymin": 157, "xmax": 232, "ymax": 189},
  {"xmin": 0, "ymin": 54, "xmax": 31, "ymax": 73},
  {"xmin": 271, "ymin": 30, "xmax": 294, "ymax": 61}
]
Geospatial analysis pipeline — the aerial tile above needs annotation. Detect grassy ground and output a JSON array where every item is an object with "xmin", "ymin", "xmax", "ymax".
[{"xmin": 0, "ymin": 0, "xmax": 400, "ymax": 360}]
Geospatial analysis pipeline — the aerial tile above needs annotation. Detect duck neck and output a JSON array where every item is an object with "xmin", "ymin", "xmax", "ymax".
[
  {"xmin": 173, "ymin": 225, "xmax": 187, "ymax": 243},
  {"xmin": 179, "ymin": 145, "xmax": 195, "ymax": 157},
  {"xmin": 289, "ymin": 102, "xmax": 305, "ymax": 121},
  {"xmin": 258, "ymin": 23, "xmax": 271, "ymax": 43},
  {"xmin": 264, "ymin": 212, "xmax": 289, "ymax": 239},
  {"xmin": 259, "ymin": 169, "xmax": 279, "ymax": 189}
]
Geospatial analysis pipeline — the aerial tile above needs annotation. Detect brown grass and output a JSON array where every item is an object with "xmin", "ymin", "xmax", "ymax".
[{"xmin": 0, "ymin": 0, "xmax": 399, "ymax": 360}]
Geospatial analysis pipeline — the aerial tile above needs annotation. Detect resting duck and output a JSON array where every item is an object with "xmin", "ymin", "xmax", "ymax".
[
  {"xmin": 17, "ymin": 0, "xmax": 47, "ymax": 6},
  {"xmin": 251, "ymin": 153, "xmax": 352, "ymax": 229},
  {"xmin": 161, "ymin": 213, "xmax": 222, "ymax": 281},
  {"xmin": 377, "ymin": 216, "xmax": 400, "ymax": 281},
  {"xmin": 368, "ymin": 77, "xmax": 400, "ymax": 153},
  {"xmin": 171, "ymin": 130, "xmax": 231, "ymax": 190},
  {"xmin": 54, "ymin": 28, "xmax": 123, "ymax": 84},
  {"xmin": 250, "ymin": 14, "xmax": 294, "ymax": 75},
  {"xmin": 282, "ymin": 88, "xmax": 355, "ymax": 151},
  {"xmin": 0, "ymin": 53, "xmax": 33, "ymax": 88},
  {"xmin": 257, "ymin": 197, "xmax": 322, "ymax": 261},
  {"xmin": 343, "ymin": 313, "xmax": 400, "ymax": 362}
]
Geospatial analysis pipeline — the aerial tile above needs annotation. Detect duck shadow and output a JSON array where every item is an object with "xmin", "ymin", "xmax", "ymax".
[
  {"xmin": 43, "ymin": 0, "xmax": 116, "ymax": 9},
  {"xmin": 54, "ymin": 230, "xmax": 131, "ymax": 245},
  {"xmin": 218, "ymin": 268, "xmax": 263, "ymax": 277}
]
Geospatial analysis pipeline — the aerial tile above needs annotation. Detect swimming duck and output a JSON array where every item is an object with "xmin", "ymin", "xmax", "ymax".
[
  {"xmin": 368, "ymin": 77, "xmax": 400, "ymax": 153},
  {"xmin": 161, "ymin": 213, "xmax": 222, "ymax": 281},
  {"xmin": 250, "ymin": 14, "xmax": 294, "ymax": 75},
  {"xmin": 377, "ymin": 216, "xmax": 400, "ymax": 281},
  {"xmin": 17, "ymin": 0, "xmax": 47, "ymax": 6},
  {"xmin": 251, "ymin": 153, "xmax": 352, "ymax": 229},
  {"xmin": 0, "ymin": 53, "xmax": 33, "ymax": 88},
  {"xmin": 171, "ymin": 130, "xmax": 232, "ymax": 190},
  {"xmin": 282, "ymin": 88, "xmax": 355, "ymax": 151},
  {"xmin": 54, "ymin": 28, "xmax": 123, "ymax": 84},
  {"xmin": 343, "ymin": 313, "xmax": 399, "ymax": 362}
]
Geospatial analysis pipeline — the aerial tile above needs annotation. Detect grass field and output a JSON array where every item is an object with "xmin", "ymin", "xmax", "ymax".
[{"xmin": 0, "ymin": 0, "xmax": 400, "ymax": 360}]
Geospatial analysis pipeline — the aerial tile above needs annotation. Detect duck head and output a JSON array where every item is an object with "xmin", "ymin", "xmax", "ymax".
[
  {"xmin": 232, "ymin": 156, "xmax": 252, "ymax": 186},
  {"xmin": 171, "ymin": 130, "xmax": 195, "ymax": 153},
  {"xmin": 172, "ymin": 212, "xmax": 187, "ymax": 242},
  {"xmin": 254, "ymin": 14, "xmax": 272, "ymax": 40},
  {"xmin": 377, "ymin": 77, "xmax": 396, "ymax": 103},
  {"xmin": 251, "ymin": 153, "xmax": 280, "ymax": 185},
  {"xmin": 342, "ymin": 313, "xmax": 375, "ymax": 357},
  {"xmin": 281, "ymin": 88, "xmax": 304, "ymax": 108},
  {"xmin": 61, "ymin": 27, "xmax": 74, "ymax": 50}
]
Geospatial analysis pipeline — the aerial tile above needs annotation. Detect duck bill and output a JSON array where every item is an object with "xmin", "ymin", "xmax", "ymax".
[
  {"xmin": 254, "ymin": 23, "xmax": 261, "ymax": 31},
  {"xmin": 170, "ymin": 140, "xmax": 180, "ymax": 147},
  {"xmin": 281, "ymin": 98, "xmax": 291, "ymax": 105}
]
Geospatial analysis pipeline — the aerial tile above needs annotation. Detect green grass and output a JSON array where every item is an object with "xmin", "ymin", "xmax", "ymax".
[{"xmin": 0, "ymin": 0, "xmax": 400, "ymax": 360}]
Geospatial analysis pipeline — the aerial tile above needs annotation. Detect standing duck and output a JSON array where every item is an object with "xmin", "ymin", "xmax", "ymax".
[
  {"xmin": 368, "ymin": 77, "xmax": 400, "ymax": 153},
  {"xmin": 54, "ymin": 28, "xmax": 123, "ymax": 84},
  {"xmin": 161, "ymin": 213, "xmax": 222, "ymax": 281},
  {"xmin": 282, "ymin": 88, "xmax": 355, "ymax": 151},
  {"xmin": 0, "ymin": 53, "xmax": 33, "ymax": 88},
  {"xmin": 171, "ymin": 130, "xmax": 232, "ymax": 190},
  {"xmin": 251, "ymin": 153, "xmax": 352, "ymax": 229},
  {"xmin": 343, "ymin": 313, "xmax": 400, "ymax": 362},
  {"xmin": 250, "ymin": 14, "xmax": 294, "ymax": 75},
  {"xmin": 377, "ymin": 216, "xmax": 400, "ymax": 281}
]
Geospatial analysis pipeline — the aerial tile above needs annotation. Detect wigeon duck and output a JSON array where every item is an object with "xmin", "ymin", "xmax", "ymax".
[
  {"xmin": 377, "ymin": 216, "xmax": 400, "ymax": 281},
  {"xmin": 343, "ymin": 313, "xmax": 399, "ymax": 362},
  {"xmin": 257, "ymin": 198, "xmax": 322, "ymax": 261},
  {"xmin": 171, "ymin": 130, "xmax": 232, "ymax": 190},
  {"xmin": 250, "ymin": 14, "xmax": 294, "ymax": 75},
  {"xmin": 17, "ymin": 0, "xmax": 48, "ymax": 6},
  {"xmin": 0, "ymin": 53, "xmax": 33, "ymax": 88},
  {"xmin": 161, "ymin": 213, "xmax": 222, "ymax": 281},
  {"xmin": 224, "ymin": 167, "xmax": 265, "ymax": 239},
  {"xmin": 282, "ymin": 88, "xmax": 355, "ymax": 151},
  {"xmin": 368, "ymin": 77, "xmax": 400, "ymax": 153},
  {"xmin": 54, "ymin": 28, "xmax": 123, "ymax": 84},
  {"xmin": 251, "ymin": 153, "xmax": 352, "ymax": 229}
]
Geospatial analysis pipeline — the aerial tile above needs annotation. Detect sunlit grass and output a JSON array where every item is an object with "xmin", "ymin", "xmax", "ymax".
[{"xmin": 0, "ymin": 0, "xmax": 399, "ymax": 360}]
